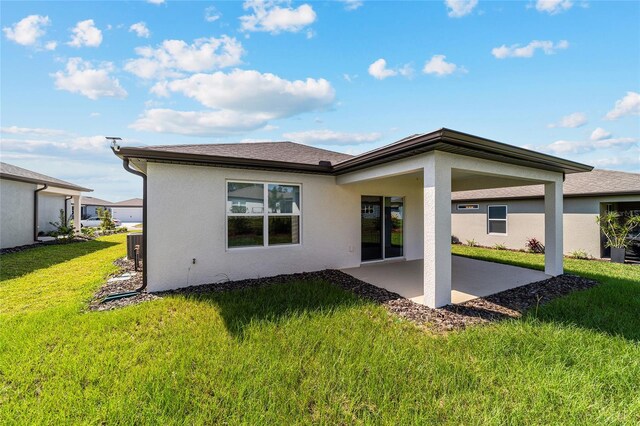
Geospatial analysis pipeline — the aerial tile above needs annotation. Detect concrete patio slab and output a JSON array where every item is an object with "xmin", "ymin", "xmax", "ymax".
[{"xmin": 341, "ymin": 256, "xmax": 551, "ymax": 304}]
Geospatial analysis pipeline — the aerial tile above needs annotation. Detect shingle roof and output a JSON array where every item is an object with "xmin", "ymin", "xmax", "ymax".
[
  {"xmin": 453, "ymin": 169, "xmax": 640, "ymax": 200},
  {"xmin": 71, "ymin": 196, "xmax": 112, "ymax": 206},
  {"xmin": 0, "ymin": 162, "xmax": 92, "ymax": 192},
  {"xmin": 138, "ymin": 141, "xmax": 353, "ymax": 166},
  {"xmin": 111, "ymin": 198, "xmax": 143, "ymax": 207}
]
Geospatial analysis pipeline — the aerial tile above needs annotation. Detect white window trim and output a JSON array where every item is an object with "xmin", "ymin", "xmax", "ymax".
[
  {"xmin": 226, "ymin": 180, "xmax": 302, "ymax": 250},
  {"xmin": 487, "ymin": 204, "xmax": 508, "ymax": 235}
]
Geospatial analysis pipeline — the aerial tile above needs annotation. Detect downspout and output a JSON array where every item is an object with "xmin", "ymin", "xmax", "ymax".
[
  {"xmin": 34, "ymin": 184, "xmax": 49, "ymax": 241},
  {"xmin": 64, "ymin": 196, "xmax": 72, "ymax": 223},
  {"xmin": 120, "ymin": 157, "xmax": 148, "ymax": 292}
]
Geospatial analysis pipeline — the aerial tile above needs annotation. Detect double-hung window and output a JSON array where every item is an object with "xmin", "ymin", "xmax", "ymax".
[
  {"xmin": 227, "ymin": 181, "xmax": 301, "ymax": 248},
  {"xmin": 487, "ymin": 205, "xmax": 507, "ymax": 235}
]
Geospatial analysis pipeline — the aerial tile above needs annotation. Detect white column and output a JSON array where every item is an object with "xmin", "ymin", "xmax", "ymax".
[
  {"xmin": 423, "ymin": 153, "xmax": 452, "ymax": 308},
  {"xmin": 544, "ymin": 180, "xmax": 563, "ymax": 276},
  {"xmin": 73, "ymin": 195, "xmax": 82, "ymax": 234}
]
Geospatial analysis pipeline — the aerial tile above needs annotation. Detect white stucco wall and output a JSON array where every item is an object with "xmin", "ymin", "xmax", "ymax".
[
  {"xmin": 112, "ymin": 207, "xmax": 142, "ymax": 222},
  {"xmin": 0, "ymin": 178, "xmax": 36, "ymax": 249},
  {"xmin": 451, "ymin": 195, "xmax": 640, "ymax": 258},
  {"xmin": 37, "ymin": 193, "xmax": 66, "ymax": 234},
  {"xmin": 146, "ymin": 162, "xmax": 425, "ymax": 292}
]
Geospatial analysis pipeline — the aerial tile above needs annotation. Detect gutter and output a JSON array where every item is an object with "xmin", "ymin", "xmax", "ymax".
[
  {"xmin": 119, "ymin": 155, "xmax": 148, "ymax": 292},
  {"xmin": 34, "ymin": 184, "xmax": 48, "ymax": 241},
  {"xmin": 64, "ymin": 196, "xmax": 72, "ymax": 223}
]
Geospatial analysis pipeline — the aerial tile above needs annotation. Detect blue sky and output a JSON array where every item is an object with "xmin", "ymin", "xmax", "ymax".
[{"xmin": 1, "ymin": 0, "xmax": 638, "ymax": 201}]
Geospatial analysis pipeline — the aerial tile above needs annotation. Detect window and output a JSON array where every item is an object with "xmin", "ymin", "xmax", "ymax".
[
  {"xmin": 227, "ymin": 181, "xmax": 301, "ymax": 248},
  {"xmin": 487, "ymin": 205, "xmax": 507, "ymax": 235},
  {"xmin": 457, "ymin": 204, "xmax": 479, "ymax": 210}
]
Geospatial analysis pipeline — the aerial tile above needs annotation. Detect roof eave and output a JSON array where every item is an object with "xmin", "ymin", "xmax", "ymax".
[{"xmin": 0, "ymin": 173, "xmax": 93, "ymax": 192}]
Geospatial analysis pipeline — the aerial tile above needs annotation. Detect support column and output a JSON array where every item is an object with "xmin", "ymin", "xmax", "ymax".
[
  {"xmin": 73, "ymin": 195, "xmax": 82, "ymax": 235},
  {"xmin": 424, "ymin": 153, "xmax": 452, "ymax": 308},
  {"xmin": 544, "ymin": 180, "xmax": 563, "ymax": 276}
]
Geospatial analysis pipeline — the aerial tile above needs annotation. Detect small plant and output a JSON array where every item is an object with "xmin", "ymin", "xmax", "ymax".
[
  {"xmin": 570, "ymin": 249, "xmax": 590, "ymax": 260},
  {"xmin": 466, "ymin": 239, "xmax": 477, "ymax": 247},
  {"xmin": 97, "ymin": 207, "xmax": 116, "ymax": 233},
  {"xmin": 525, "ymin": 237, "xmax": 545, "ymax": 254},
  {"xmin": 81, "ymin": 227, "xmax": 97, "ymax": 238},
  {"xmin": 493, "ymin": 243, "xmax": 507, "ymax": 250},
  {"xmin": 596, "ymin": 211, "xmax": 640, "ymax": 249},
  {"xmin": 115, "ymin": 226, "xmax": 129, "ymax": 234},
  {"xmin": 49, "ymin": 209, "xmax": 74, "ymax": 240}
]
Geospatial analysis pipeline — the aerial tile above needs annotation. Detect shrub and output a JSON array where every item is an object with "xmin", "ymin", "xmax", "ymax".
[
  {"xmin": 81, "ymin": 227, "xmax": 97, "ymax": 238},
  {"xmin": 49, "ymin": 209, "xmax": 74, "ymax": 240},
  {"xmin": 596, "ymin": 211, "xmax": 640, "ymax": 249},
  {"xmin": 451, "ymin": 235, "xmax": 461, "ymax": 244},
  {"xmin": 115, "ymin": 226, "xmax": 128, "ymax": 234},
  {"xmin": 570, "ymin": 249, "xmax": 591, "ymax": 260},
  {"xmin": 525, "ymin": 237, "xmax": 545, "ymax": 254},
  {"xmin": 466, "ymin": 239, "xmax": 478, "ymax": 247},
  {"xmin": 493, "ymin": 243, "xmax": 507, "ymax": 250},
  {"xmin": 97, "ymin": 207, "xmax": 116, "ymax": 233}
]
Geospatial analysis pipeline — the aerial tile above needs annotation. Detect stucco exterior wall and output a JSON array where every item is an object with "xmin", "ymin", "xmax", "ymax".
[
  {"xmin": 451, "ymin": 195, "xmax": 640, "ymax": 258},
  {"xmin": 0, "ymin": 178, "xmax": 36, "ymax": 248},
  {"xmin": 146, "ymin": 162, "xmax": 424, "ymax": 292},
  {"xmin": 37, "ymin": 193, "xmax": 66, "ymax": 234}
]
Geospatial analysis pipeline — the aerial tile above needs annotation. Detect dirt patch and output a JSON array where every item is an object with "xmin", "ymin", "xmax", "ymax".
[{"xmin": 89, "ymin": 261, "xmax": 598, "ymax": 332}]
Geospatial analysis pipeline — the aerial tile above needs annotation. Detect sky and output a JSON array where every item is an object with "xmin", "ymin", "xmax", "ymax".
[{"xmin": 1, "ymin": 0, "xmax": 639, "ymax": 201}]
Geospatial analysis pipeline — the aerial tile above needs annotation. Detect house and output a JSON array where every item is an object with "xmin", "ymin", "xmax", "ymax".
[
  {"xmin": 112, "ymin": 128, "xmax": 592, "ymax": 308},
  {"xmin": 70, "ymin": 196, "xmax": 112, "ymax": 219},
  {"xmin": 451, "ymin": 169, "xmax": 640, "ymax": 259},
  {"xmin": 111, "ymin": 198, "xmax": 143, "ymax": 222},
  {"xmin": 0, "ymin": 162, "xmax": 91, "ymax": 249}
]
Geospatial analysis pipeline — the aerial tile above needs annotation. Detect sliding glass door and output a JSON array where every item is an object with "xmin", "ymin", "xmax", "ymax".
[{"xmin": 361, "ymin": 196, "xmax": 404, "ymax": 262}]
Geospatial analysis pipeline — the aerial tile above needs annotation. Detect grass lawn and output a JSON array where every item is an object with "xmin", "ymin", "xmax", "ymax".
[{"xmin": 1, "ymin": 235, "xmax": 639, "ymax": 424}]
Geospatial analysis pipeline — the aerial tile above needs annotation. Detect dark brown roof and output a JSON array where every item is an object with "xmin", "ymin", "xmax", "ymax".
[
  {"xmin": 114, "ymin": 128, "xmax": 592, "ymax": 176},
  {"xmin": 71, "ymin": 196, "xmax": 112, "ymax": 206},
  {"xmin": 138, "ymin": 142, "xmax": 352, "ymax": 166},
  {"xmin": 0, "ymin": 162, "xmax": 92, "ymax": 192},
  {"xmin": 111, "ymin": 198, "xmax": 143, "ymax": 207},
  {"xmin": 453, "ymin": 169, "xmax": 640, "ymax": 201}
]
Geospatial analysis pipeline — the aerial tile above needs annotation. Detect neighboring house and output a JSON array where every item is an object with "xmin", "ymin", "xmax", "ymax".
[
  {"xmin": 70, "ymin": 196, "xmax": 113, "ymax": 219},
  {"xmin": 0, "ymin": 162, "xmax": 91, "ymax": 249},
  {"xmin": 451, "ymin": 170, "xmax": 640, "ymax": 259},
  {"xmin": 111, "ymin": 198, "xmax": 143, "ymax": 222},
  {"xmin": 112, "ymin": 128, "xmax": 592, "ymax": 308}
]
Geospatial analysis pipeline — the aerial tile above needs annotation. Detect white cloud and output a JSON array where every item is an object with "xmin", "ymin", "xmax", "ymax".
[
  {"xmin": 129, "ymin": 22, "xmax": 150, "ymax": 38},
  {"xmin": 3, "ymin": 15, "xmax": 53, "ymax": 48},
  {"xmin": 282, "ymin": 129, "xmax": 382, "ymax": 145},
  {"xmin": 423, "ymin": 54, "xmax": 465, "ymax": 76},
  {"xmin": 591, "ymin": 152, "xmax": 640, "ymax": 171},
  {"xmin": 240, "ymin": 0, "xmax": 316, "ymax": 34},
  {"xmin": 445, "ymin": 0, "xmax": 478, "ymax": 18},
  {"xmin": 368, "ymin": 58, "xmax": 397, "ymax": 80},
  {"xmin": 147, "ymin": 0, "xmax": 165, "ymax": 4},
  {"xmin": 44, "ymin": 41, "xmax": 57, "ymax": 50},
  {"xmin": 52, "ymin": 58, "xmax": 127, "ymax": 100},
  {"xmin": 541, "ymin": 137, "xmax": 638, "ymax": 155},
  {"xmin": 1, "ymin": 126, "xmax": 68, "ymax": 137},
  {"xmin": 590, "ymin": 127, "xmax": 611, "ymax": 141},
  {"xmin": 340, "ymin": 0, "xmax": 363, "ymax": 11},
  {"xmin": 535, "ymin": 0, "xmax": 573, "ymax": 14},
  {"xmin": 205, "ymin": 6, "xmax": 222, "ymax": 22},
  {"xmin": 124, "ymin": 36, "xmax": 244, "ymax": 80},
  {"xmin": 343, "ymin": 73, "xmax": 357, "ymax": 82},
  {"xmin": 0, "ymin": 134, "xmax": 106, "ymax": 152},
  {"xmin": 133, "ymin": 69, "xmax": 335, "ymax": 136},
  {"xmin": 130, "ymin": 109, "xmax": 270, "ymax": 136},
  {"xmin": 548, "ymin": 112, "xmax": 587, "ymax": 128},
  {"xmin": 492, "ymin": 39, "xmax": 569, "ymax": 59},
  {"xmin": 155, "ymin": 69, "xmax": 335, "ymax": 116},
  {"xmin": 68, "ymin": 19, "xmax": 103, "ymax": 47},
  {"xmin": 604, "ymin": 91, "xmax": 640, "ymax": 120}
]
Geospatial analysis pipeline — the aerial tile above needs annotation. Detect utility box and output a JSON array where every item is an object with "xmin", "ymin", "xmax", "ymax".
[{"xmin": 126, "ymin": 233, "xmax": 143, "ymax": 260}]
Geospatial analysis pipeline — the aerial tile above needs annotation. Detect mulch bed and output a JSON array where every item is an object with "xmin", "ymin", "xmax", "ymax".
[{"xmin": 89, "ymin": 260, "xmax": 599, "ymax": 332}]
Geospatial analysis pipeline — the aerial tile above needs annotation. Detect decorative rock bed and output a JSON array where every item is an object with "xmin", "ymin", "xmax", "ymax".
[
  {"xmin": 91, "ymin": 260, "xmax": 598, "ymax": 332},
  {"xmin": 0, "ymin": 237, "xmax": 92, "ymax": 255}
]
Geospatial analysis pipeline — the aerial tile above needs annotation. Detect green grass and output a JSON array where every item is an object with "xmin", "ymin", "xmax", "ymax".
[{"xmin": 1, "ymin": 236, "xmax": 639, "ymax": 424}]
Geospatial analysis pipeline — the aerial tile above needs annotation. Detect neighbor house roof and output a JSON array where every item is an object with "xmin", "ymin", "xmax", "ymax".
[
  {"xmin": 111, "ymin": 198, "xmax": 143, "ymax": 207},
  {"xmin": 452, "ymin": 169, "xmax": 640, "ymax": 201},
  {"xmin": 0, "ymin": 162, "xmax": 92, "ymax": 192},
  {"xmin": 114, "ymin": 128, "xmax": 592, "ymax": 176},
  {"xmin": 71, "ymin": 196, "xmax": 112, "ymax": 206}
]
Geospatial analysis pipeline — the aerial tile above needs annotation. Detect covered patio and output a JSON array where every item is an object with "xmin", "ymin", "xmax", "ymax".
[{"xmin": 341, "ymin": 256, "xmax": 550, "ymax": 304}]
